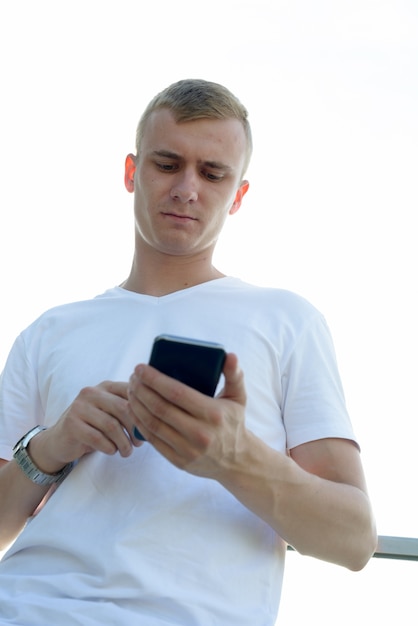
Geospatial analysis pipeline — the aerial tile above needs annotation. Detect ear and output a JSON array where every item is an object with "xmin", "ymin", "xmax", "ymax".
[
  {"xmin": 124, "ymin": 153, "xmax": 137, "ymax": 193},
  {"xmin": 229, "ymin": 180, "xmax": 249, "ymax": 215}
]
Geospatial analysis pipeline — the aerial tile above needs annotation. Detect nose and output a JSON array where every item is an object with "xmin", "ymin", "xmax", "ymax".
[{"xmin": 170, "ymin": 169, "xmax": 199, "ymax": 203}]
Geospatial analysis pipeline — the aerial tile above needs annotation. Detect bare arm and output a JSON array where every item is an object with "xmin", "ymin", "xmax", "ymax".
[
  {"xmin": 0, "ymin": 458, "xmax": 52, "ymax": 550},
  {"xmin": 0, "ymin": 380, "xmax": 140, "ymax": 551},
  {"xmin": 217, "ymin": 434, "xmax": 376, "ymax": 570},
  {"xmin": 127, "ymin": 353, "xmax": 377, "ymax": 571}
]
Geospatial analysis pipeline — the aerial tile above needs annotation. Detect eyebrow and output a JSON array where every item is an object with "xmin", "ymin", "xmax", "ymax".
[{"xmin": 151, "ymin": 150, "xmax": 233, "ymax": 172}]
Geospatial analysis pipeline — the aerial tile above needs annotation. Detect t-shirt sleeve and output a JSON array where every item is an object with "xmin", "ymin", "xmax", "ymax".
[
  {"xmin": 281, "ymin": 313, "xmax": 358, "ymax": 450},
  {"xmin": 0, "ymin": 333, "xmax": 42, "ymax": 460}
]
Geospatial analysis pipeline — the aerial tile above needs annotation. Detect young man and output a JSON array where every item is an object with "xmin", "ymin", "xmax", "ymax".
[{"xmin": 0, "ymin": 79, "xmax": 376, "ymax": 625}]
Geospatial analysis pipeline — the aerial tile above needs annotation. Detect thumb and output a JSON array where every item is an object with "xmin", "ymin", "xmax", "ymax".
[{"xmin": 219, "ymin": 353, "xmax": 246, "ymax": 407}]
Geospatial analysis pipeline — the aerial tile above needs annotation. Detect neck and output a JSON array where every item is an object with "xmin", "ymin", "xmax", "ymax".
[{"xmin": 121, "ymin": 248, "xmax": 225, "ymax": 297}]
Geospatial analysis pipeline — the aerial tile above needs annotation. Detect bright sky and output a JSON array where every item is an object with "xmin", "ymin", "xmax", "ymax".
[{"xmin": 0, "ymin": 1, "xmax": 417, "ymax": 623}]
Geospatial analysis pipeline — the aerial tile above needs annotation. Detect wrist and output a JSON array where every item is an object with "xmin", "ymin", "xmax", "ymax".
[
  {"xmin": 13, "ymin": 426, "xmax": 74, "ymax": 486},
  {"xmin": 27, "ymin": 427, "xmax": 69, "ymax": 475},
  {"xmin": 215, "ymin": 429, "xmax": 263, "ymax": 486}
]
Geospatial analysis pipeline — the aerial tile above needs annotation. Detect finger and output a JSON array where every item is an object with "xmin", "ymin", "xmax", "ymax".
[
  {"xmin": 130, "ymin": 364, "xmax": 214, "ymax": 421},
  {"xmin": 99, "ymin": 380, "xmax": 129, "ymax": 400},
  {"xmin": 73, "ymin": 386, "xmax": 134, "ymax": 457},
  {"xmin": 128, "ymin": 370, "xmax": 221, "ymax": 462},
  {"xmin": 128, "ymin": 378, "xmax": 195, "ymax": 442},
  {"xmin": 218, "ymin": 353, "xmax": 246, "ymax": 406},
  {"xmin": 127, "ymin": 387, "xmax": 204, "ymax": 469}
]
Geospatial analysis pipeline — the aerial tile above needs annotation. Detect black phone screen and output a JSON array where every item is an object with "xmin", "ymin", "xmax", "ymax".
[{"xmin": 149, "ymin": 334, "xmax": 226, "ymax": 396}]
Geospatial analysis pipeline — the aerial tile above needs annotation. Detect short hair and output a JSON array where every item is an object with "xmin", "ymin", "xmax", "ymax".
[{"xmin": 135, "ymin": 79, "xmax": 252, "ymax": 176}]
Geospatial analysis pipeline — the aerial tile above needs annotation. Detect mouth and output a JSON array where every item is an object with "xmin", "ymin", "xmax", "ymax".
[{"xmin": 161, "ymin": 212, "xmax": 198, "ymax": 222}]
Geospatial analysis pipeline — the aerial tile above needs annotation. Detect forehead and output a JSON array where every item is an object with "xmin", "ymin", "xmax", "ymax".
[{"xmin": 140, "ymin": 109, "xmax": 247, "ymax": 169}]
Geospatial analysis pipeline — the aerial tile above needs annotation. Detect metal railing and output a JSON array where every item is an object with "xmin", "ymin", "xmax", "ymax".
[
  {"xmin": 374, "ymin": 536, "xmax": 418, "ymax": 561},
  {"xmin": 287, "ymin": 536, "xmax": 418, "ymax": 561}
]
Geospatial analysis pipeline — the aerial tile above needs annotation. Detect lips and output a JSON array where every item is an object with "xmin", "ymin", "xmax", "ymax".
[{"xmin": 161, "ymin": 212, "xmax": 198, "ymax": 221}]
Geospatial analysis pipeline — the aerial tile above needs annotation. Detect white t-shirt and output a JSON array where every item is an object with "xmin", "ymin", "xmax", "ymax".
[{"xmin": 0, "ymin": 278, "xmax": 356, "ymax": 625}]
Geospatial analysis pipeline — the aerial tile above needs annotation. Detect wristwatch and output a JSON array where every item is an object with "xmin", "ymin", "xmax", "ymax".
[{"xmin": 13, "ymin": 426, "xmax": 74, "ymax": 486}]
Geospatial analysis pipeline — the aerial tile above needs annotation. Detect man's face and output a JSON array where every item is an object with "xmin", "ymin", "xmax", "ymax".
[{"xmin": 125, "ymin": 108, "xmax": 249, "ymax": 260}]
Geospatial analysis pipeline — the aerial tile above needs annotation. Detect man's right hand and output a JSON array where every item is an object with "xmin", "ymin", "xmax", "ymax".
[
  {"xmin": 29, "ymin": 381, "xmax": 142, "ymax": 474},
  {"xmin": 0, "ymin": 380, "xmax": 143, "ymax": 550}
]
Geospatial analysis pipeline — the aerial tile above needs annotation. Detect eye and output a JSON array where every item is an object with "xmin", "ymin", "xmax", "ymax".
[
  {"xmin": 156, "ymin": 162, "xmax": 178, "ymax": 173},
  {"xmin": 202, "ymin": 170, "xmax": 224, "ymax": 182}
]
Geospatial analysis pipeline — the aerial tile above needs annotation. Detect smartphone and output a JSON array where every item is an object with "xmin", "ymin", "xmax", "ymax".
[
  {"xmin": 149, "ymin": 334, "xmax": 226, "ymax": 395},
  {"xmin": 133, "ymin": 335, "xmax": 226, "ymax": 441}
]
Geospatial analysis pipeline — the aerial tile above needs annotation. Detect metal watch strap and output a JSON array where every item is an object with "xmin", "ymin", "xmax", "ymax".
[{"xmin": 13, "ymin": 425, "xmax": 74, "ymax": 486}]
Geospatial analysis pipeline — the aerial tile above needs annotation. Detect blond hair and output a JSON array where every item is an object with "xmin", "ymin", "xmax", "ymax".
[{"xmin": 136, "ymin": 79, "xmax": 252, "ymax": 175}]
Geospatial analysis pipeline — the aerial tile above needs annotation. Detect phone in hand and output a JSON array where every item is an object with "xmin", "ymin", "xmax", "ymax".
[
  {"xmin": 149, "ymin": 334, "xmax": 226, "ymax": 395},
  {"xmin": 133, "ymin": 334, "xmax": 226, "ymax": 440}
]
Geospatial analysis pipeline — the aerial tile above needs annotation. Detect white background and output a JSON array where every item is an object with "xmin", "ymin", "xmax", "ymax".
[{"xmin": 0, "ymin": 1, "xmax": 417, "ymax": 623}]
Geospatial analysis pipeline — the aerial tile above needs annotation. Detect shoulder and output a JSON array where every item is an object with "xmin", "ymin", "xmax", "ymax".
[
  {"xmin": 26, "ymin": 287, "xmax": 124, "ymax": 324},
  {"xmin": 222, "ymin": 276, "xmax": 316, "ymax": 305},
  {"xmin": 218, "ymin": 277, "xmax": 324, "ymax": 327},
  {"xmin": 13, "ymin": 287, "xmax": 126, "ymax": 348}
]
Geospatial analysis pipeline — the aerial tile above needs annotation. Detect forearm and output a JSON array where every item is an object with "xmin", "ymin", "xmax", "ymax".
[
  {"xmin": 0, "ymin": 425, "xmax": 76, "ymax": 550},
  {"xmin": 217, "ymin": 432, "xmax": 377, "ymax": 571},
  {"xmin": 0, "ymin": 459, "xmax": 51, "ymax": 550}
]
